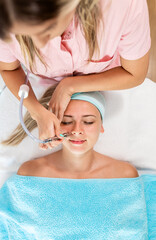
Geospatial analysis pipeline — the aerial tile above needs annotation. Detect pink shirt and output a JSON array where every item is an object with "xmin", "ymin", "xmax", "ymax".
[{"xmin": 0, "ymin": 0, "xmax": 151, "ymax": 82}]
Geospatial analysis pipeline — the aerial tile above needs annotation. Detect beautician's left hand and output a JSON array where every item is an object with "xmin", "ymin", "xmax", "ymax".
[{"xmin": 49, "ymin": 77, "xmax": 74, "ymax": 121}]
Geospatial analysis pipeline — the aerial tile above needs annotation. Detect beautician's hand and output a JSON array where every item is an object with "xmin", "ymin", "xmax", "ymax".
[
  {"xmin": 49, "ymin": 77, "xmax": 74, "ymax": 121},
  {"xmin": 33, "ymin": 107, "xmax": 62, "ymax": 150}
]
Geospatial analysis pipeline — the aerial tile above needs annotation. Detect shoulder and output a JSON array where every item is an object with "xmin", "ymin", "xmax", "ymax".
[
  {"xmin": 0, "ymin": 36, "xmax": 19, "ymax": 65},
  {"xmin": 116, "ymin": 160, "xmax": 139, "ymax": 178},
  {"xmin": 96, "ymin": 153, "xmax": 139, "ymax": 178},
  {"xmin": 100, "ymin": 0, "xmax": 146, "ymax": 22},
  {"xmin": 100, "ymin": 0, "xmax": 132, "ymax": 12},
  {"xmin": 17, "ymin": 151, "xmax": 61, "ymax": 177},
  {"xmin": 17, "ymin": 158, "xmax": 45, "ymax": 176}
]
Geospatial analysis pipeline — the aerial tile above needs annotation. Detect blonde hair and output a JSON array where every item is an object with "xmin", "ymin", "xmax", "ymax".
[
  {"xmin": 76, "ymin": 0, "xmax": 101, "ymax": 60},
  {"xmin": 15, "ymin": 35, "xmax": 47, "ymax": 72},
  {"xmin": 1, "ymin": 85, "xmax": 57, "ymax": 146},
  {"xmin": 15, "ymin": 0, "xmax": 102, "ymax": 71}
]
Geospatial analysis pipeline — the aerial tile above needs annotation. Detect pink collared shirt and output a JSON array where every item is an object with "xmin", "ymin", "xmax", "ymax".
[{"xmin": 0, "ymin": 0, "xmax": 151, "ymax": 82}]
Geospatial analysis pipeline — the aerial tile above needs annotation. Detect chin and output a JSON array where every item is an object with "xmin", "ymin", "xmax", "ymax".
[
  {"xmin": 70, "ymin": 149, "xmax": 86, "ymax": 154},
  {"xmin": 67, "ymin": 145, "xmax": 91, "ymax": 155}
]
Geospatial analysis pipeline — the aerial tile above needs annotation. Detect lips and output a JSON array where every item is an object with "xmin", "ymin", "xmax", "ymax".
[{"xmin": 69, "ymin": 139, "xmax": 86, "ymax": 145}]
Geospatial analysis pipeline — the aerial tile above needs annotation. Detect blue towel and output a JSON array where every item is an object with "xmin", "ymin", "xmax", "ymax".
[{"xmin": 0, "ymin": 174, "xmax": 155, "ymax": 240}]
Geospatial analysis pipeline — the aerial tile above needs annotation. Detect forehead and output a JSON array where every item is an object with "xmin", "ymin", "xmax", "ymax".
[{"xmin": 64, "ymin": 100, "xmax": 100, "ymax": 117}]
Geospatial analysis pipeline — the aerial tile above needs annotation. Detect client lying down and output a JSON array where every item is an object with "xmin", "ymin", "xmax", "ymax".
[{"xmin": 0, "ymin": 88, "xmax": 155, "ymax": 240}]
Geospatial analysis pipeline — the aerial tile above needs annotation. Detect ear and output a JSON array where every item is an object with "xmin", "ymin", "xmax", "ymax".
[{"xmin": 100, "ymin": 125, "xmax": 104, "ymax": 133}]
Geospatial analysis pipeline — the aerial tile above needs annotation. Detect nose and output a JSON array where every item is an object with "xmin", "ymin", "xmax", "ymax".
[
  {"xmin": 71, "ymin": 123, "xmax": 84, "ymax": 135},
  {"xmin": 72, "ymin": 131, "xmax": 83, "ymax": 135}
]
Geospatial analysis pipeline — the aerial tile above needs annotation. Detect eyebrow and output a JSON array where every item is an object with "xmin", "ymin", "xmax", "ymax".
[
  {"xmin": 37, "ymin": 21, "xmax": 57, "ymax": 35},
  {"xmin": 63, "ymin": 115, "xmax": 96, "ymax": 118}
]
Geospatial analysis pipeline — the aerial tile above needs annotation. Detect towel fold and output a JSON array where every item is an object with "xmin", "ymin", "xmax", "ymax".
[{"xmin": 0, "ymin": 174, "xmax": 155, "ymax": 240}]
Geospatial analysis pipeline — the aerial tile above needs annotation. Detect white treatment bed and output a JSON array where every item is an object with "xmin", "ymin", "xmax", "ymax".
[{"xmin": 0, "ymin": 74, "xmax": 156, "ymax": 187}]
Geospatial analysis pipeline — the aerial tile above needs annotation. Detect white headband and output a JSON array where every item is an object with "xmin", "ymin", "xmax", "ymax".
[{"xmin": 71, "ymin": 91, "xmax": 105, "ymax": 120}]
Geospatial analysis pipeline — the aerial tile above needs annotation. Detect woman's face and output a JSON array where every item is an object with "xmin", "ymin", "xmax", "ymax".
[
  {"xmin": 61, "ymin": 100, "xmax": 104, "ymax": 155},
  {"xmin": 10, "ymin": 1, "xmax": 80, "ymax": 48}
]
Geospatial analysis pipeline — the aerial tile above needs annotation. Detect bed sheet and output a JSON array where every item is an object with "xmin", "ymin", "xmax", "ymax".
[{"xmin": 0, "ymin": 75, "xmax": 156, "ymax": 187}]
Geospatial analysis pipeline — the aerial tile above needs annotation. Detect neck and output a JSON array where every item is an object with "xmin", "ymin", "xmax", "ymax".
[{"xmin": 60, "ymin": 147, "xmax": 96, "ymax": 174}]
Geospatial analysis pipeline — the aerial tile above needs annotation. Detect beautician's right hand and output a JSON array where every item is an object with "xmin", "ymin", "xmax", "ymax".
[{"xmin": 32, "ymin": 107, "xmax": 62, "ymax": 150}]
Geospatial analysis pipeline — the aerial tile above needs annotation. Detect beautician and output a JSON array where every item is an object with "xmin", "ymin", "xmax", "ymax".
[{"xmin": 0, "ymin": 0, "xmax": 151, "ymax": 149}]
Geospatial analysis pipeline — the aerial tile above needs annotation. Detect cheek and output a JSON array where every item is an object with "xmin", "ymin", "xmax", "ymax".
[
  {"xmin": 85, "ymin": 124, "xmax": 101, "ymax": 137},
  {"xmin": 60, "ymin": 125, "xmax": 72, "ymax": 133}
]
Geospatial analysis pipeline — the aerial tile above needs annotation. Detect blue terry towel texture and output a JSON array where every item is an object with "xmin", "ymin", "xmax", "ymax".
[{"xmin": 0, "ymin": 174, "xmax": 155, "ymax": 240}]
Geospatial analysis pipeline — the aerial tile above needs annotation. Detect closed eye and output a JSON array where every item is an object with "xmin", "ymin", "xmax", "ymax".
[
  {"xmin": 61, "ymin": 121, "xmax": 94, "ymax": 125},
  {"xmin": 61, "ymin": 121, "xmax": 73, "ymax": 125},
  {"xmin": 84, "ymin": 122, "xmax": 94, "ymax": 125}
]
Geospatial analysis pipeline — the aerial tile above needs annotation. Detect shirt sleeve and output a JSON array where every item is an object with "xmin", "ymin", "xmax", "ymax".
[
  {"xmin": 0, "ymin": 39, "xmax": 17, "ymax": 63},
  {"xmin": 118, "ymin": 0, "xmax": 151, "ymax": 60}
]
